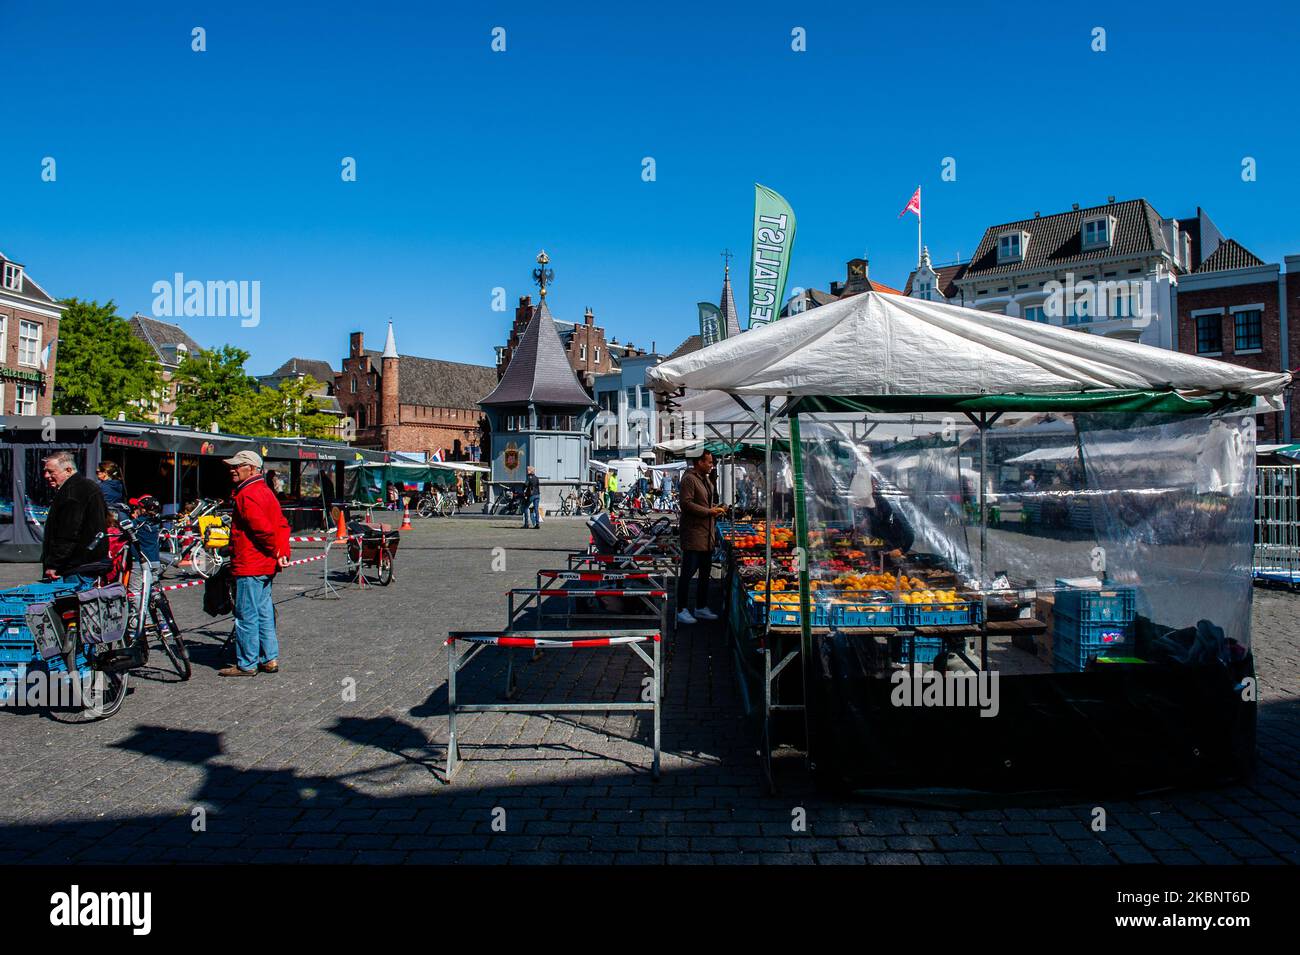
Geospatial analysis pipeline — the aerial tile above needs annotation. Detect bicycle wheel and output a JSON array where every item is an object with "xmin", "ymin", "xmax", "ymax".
[
  {"xmin": 416, "ymin": 498, "xmax": 435, "ymax": 519},
  {"xmin": 377, "ymin": 552, "xmax": 394, "ymax": 585},
  {"xmin": 190, "ymin": 545, "xmax": 215, "ymax": 578},
  {"xmin": 437, "ymin": 497, "xmax": 454, "ymax": 517},
  {"xmin": 150, "ymin": 593, "xmax": 191, "ymax": 681},
  {"xmin": 69, "ymin": 666, "xmax": 129, "ymax": 722}
]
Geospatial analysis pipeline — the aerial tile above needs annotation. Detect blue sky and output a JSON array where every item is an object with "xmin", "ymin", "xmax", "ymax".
[{"xmin": 4, "ymin": 0, "xmax": 1297, "ymax": 374}]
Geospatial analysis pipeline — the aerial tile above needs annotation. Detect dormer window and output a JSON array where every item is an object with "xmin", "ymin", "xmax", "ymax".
[
  {"xmin": 997, "ymin": 231, "xmax": 1027, "ymax": 263},
  {"xmin": 175, "ymin": 342, "xmax": 188, "ymax": 362},
  {"xmin": 1082, "ymin": 216, "xmax": 1114, "ymax": 250},
  {"xmin": 2, "ymin": 262, "xmax": 22, "ymax": 291}
]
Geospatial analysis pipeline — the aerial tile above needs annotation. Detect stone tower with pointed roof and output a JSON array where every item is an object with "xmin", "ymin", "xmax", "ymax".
[
  {"xmin": 479, "ymin": 252, "xmax": 595, "ymax": 507},
  {"xmin": 719, "ymin": 261, "xmax": 743, "ymax": 338}
]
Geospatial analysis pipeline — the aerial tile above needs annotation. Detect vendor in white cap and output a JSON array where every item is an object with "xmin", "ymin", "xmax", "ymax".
[{"xmin": 218, "ymin": 449, "xmax": 291, "ymax": 677}]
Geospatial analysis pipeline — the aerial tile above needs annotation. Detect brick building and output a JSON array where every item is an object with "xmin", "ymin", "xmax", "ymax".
[
  {"xmin": 1176, "ymin": 240, "xmax": 1298, "ymax": 443},
  {"xmin": 336, "ymin": 323, "xmax": 497, "ymax": 460},
  {"xmin": 0, "ymin": 250, "xmax": 63, "ymax": 416},
  {"xmin": 128, "ymin": 314, "xmax": 202, "ymax": 425},
  {"xmin": 497, "ymin": 295, "xmax": 623, "ymax": 391}
]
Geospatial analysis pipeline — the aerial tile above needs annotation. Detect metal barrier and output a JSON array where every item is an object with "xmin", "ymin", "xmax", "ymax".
[
  {"xmin": 1255, "ymin": 464, "xmax": 1300, "ymax": 584},
  {"xmin": 444, "ymin": 627, "xmax": 662, "ymax": 781}
]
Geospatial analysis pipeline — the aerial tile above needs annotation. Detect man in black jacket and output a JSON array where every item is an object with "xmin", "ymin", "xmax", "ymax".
[{"xmin": 40, "ymin": 451, "xmax": 109, "ymax": 585}]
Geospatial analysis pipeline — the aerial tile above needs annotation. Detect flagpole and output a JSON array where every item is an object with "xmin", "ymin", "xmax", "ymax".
[{"xmin": 916, "ymin": 184, "xmax": 922, "ymax": 267}]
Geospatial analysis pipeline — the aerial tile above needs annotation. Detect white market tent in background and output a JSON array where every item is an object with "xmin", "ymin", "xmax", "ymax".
[{"xmin": 647, "ymin": 291, "xmax": 1289, "ymax": 404}]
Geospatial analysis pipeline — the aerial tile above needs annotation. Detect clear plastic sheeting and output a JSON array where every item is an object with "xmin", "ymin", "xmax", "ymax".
[
  {"xmin": 784, "ymin": 407, "xmax": 1261, "ymax": 676},
  {"xmin": 1077, "ymin": 410, "xmax": 1255, "ymax": 655}
]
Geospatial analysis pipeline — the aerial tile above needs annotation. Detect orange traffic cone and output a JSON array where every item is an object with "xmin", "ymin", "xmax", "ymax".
[
  {"xmin": 335, "ymin": 508, "xmax": 349, "ymax": 542},
  {"xmin": 401, "ymin": 505, "xmax": 412, "ymax": 531}
]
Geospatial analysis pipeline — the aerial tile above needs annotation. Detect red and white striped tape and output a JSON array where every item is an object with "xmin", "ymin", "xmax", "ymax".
[
  {"xmin": 447, "ymin": 632, "xmax": 659, "ymax": 648},
  {"xmin": 528, "ymin": 588, "xmax": 666, "ymax": 598},
  {"xmin": 157, "ymin": 552, "xmax": 327, "ymax": 590},
  {"xmin": 288, "ymin": 535, "xmax": 334, "ymax": 543},
  {"xmin": 539, "ymin": 570, "xmax": 654, "ymax": 582},
  {"xmin": 158, "ymin": 578, "xmax": 204, "ymax": 593}
]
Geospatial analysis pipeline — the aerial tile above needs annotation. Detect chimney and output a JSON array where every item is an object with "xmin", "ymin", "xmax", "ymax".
[
  {"xmin": 1107, "ymin": 195, "xmax": 1116, "ymax": 204},
  {"xmin": 584, "ymin": 307, "xmax": 594, "ymax": 326},
  {"xmin": 831, "ymin": 281, "xmax": 843, "ymax": 295},
  {"xmin": 349, "ymin": 331, "xmax": 363, "ymax": 357},
  {"xmin": 1072, "ymin": 203, "xmax": 1080, "ymax": 211},
  {"xmin": 1034, "ymin": 211, "xmax": 1040, "ymax": 218}
]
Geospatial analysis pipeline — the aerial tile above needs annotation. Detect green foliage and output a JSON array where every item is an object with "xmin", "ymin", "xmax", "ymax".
[
  {"xmin": 52, "ymin": 299, "xmax": 164, "ymax": 416},
  {"xmin": 172, "ymin": 345, "xmax": 255, "ymax": 430},
  {"xmin": 221, "ymin": 374, "xmax": 338, "ymax": 439}
]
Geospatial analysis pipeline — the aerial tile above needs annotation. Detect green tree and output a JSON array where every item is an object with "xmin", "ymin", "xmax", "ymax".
[
  {"xmin": 172, "ymin": 345, "xmax": 255, "ymax": 430},
  {"xmin": 52, "ymin": 299, "xmax": 164, "ymax": 416},
  {"xmin": 225, "ymin": 375, "xmax": 339, "ymax": 439}
]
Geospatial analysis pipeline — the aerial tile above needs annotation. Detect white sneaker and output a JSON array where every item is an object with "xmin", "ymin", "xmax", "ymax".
[
  {"xmin": 676, "ymin": 609, "xmax": 697, "ymax": 625},
  {"xmin": 694, "ymin": 607, "xmax": 718, "ymax": 621}
]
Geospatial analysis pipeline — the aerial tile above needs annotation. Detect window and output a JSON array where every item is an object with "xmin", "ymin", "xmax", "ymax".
[
  {"xmin": 357, "ymin": 406, "xmax": 367, "ymax": 428},
  {"xmin": 350, "ymin": 376, "xmax": 357, "ymax": 393},
  {"xmin": 2, "ymin": 262, "xmax": 21, "ymax": 291},
  {"xmin": 594, "ymin": 348, "xmax": 601, "ymax": 364},
  {"xmin": 1082, "ymin": 217, "xmax": 1112, "ymax": 249},
  {"xmin": 0, "ymin": 315, "xmax": 7, "ymax": 359},
  {"xmin": 580, "ymin": 344, "xmax": 587, "ymax": 361},
  {"xmin": 997, "ymin": 232, "xmax": 1025, "ymax": 262},
  {"xmin": 1196, "ymin": 314, "xmax": 1223, "ymax": 355},
  {"xmin": 18, "ymin": 321, "xmax": 41, "ymax": 367},
  {"xmin": 1023, "ymin": 305, "xmax": 1048, "ymax": 323},
  {"xmin": 14, "ymin": 384, "xmax": 36, "ymax": 416},
  {"xmin": 1234, "ymin": 309, "xmax": 1263, "ymax": 352}
]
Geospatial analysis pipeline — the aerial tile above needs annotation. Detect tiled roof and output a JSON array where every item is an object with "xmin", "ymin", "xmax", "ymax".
[
  {"xmin": 903, "ymin": 262, "xmax": 969, "ymax": 298},
  {"xmin": 665, "ymin": 335, "xmax": 702, "ymax": 361},
  {"xmin": 128, "ymin": 315, "xmax": 203, "ymax": 364},
  {"xmin": 0, "ymin": 252, "xmax": 58, "ymax": 306},
  {"xmin": 397, "ymin": 355, "xmax": 498, "ymax": 409},
  {"xmin": 480, "ymin": 299, "xmax": 595, "ymax": 408},
  {"xmin": 961, "ymin": 199, "xmax": 1165, "ymax": 278},
  {"xmin": 268, "ymin": 357, "xmax": 336, "ymax": 384},
  {"xmin": 1194, "ymin": 238, "xmax": 1265, "ymax": 273}
]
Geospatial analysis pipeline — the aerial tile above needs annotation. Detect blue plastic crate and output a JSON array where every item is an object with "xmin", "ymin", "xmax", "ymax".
[
  {"xmin": 829, "ymin": 599, "xmax": 909, "ymax": 627},
  {"xmin": 1052, "ymin": 586, "xmax": 1135, "ymax": 625},
  {"xmin": 0, "ymin": 621, "xmax": 36, "ymax": 666},
  {"xmin": 1052, "ymin": 630, "xmax": 1133, "ymax": 672},
  {"xmin": 898, "ymin": 635, "xmax": 946, "ymax": 665},
  {"xmin": 909, "ymin": 600, "xmax": 984, "ymax": 627},
  {"xmin": 747, "ymin": 592, "xmax": 829, "ymax": 628},
  {"xmin": 1053, "ymin": 614, "xmax": 1131, "ymax": 650}
]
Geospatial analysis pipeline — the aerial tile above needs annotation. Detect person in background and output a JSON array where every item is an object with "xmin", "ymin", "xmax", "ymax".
[
  {"xmin": 606, "ymin": 468, "xmax": 619, "ymax": 510},
  {"xmin": 456, "ymin": 474, "xmax": 466, "ymax": 509},
  {"xmin": 40, "ymin": 451, "xmax": 109, "ymax": 586},
  {"xmin": 96, "ymin": 461, "xmax": 126, "ymax": 506},
  {"xmin": 219, "ymin": 450, "xmax": 291, "ymax": 678},
  {"xmin": 386, "ymin": 481, "xmax": 400, "ymax": 510},
  {"xmin": 676, "ymin": 450, "xmax": 725, "ymax": 626},
  {"xmin": 128, "ymin": 495, "xmax": 162, "ymax": 573},
  {"xmin": 523, "ymin": 465, "xmax": 541, "ymax": 529},
  {"xmin": 104, "ymin": 510, "xmax": 125, "ymax": 582}
]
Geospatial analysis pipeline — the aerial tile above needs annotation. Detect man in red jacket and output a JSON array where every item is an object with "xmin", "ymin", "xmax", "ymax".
[{"xmin": 219, "ymin": 450, "xmax": 291, "ymax": 677}]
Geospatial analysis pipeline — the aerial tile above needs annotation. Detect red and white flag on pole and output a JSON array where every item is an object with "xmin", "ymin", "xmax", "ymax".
[{"xmin": 898, "ymin": 186, "xmax": 921, "ymax": 219}]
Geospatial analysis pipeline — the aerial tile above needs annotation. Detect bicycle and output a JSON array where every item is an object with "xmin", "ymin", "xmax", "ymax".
[
  {"xmin": 490, "ymin": 486, "xmax": 525, "ymax": 516},
  {"xmin": 415, "ymin": 487, "xmax": 457, "ymax": 518},
  {"xmin": 24, "ymin": 512, "xmax": 191, "ymax": 722},
  {"xmin": 557, "ymin": 486, "xmax": 600, "ymax": 516}
]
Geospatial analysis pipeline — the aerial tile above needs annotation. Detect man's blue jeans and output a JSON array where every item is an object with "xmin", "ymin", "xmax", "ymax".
[
  {"xmin": 234, "ymin": 575, "xmax": 278, "ymax": 671},
  {"xmin": 524, "ymin": 494, "xmax": 541, "ymax": 528}
]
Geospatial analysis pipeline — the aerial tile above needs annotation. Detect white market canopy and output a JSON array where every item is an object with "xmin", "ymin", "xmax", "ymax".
[{"xmin": 646, "ymin": 292, "xmax": 1290, "ymax": 410}]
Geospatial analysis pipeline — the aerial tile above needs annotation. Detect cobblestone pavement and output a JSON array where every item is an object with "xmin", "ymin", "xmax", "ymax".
[{"xmin": 0, "ymin": 519, "xmax": 1295, "ymax": 865}]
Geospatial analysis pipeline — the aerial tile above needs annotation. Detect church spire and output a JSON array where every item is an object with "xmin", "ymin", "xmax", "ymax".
[{"xmin": 718, "ymin": 250, "xmax": 742, "ymax": 337}]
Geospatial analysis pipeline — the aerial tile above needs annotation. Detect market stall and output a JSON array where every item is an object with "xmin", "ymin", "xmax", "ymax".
[
  {"xmin": 346, "ymin": 460, "xmax": 488, "ymax": 506},
  {"xmin": 649, "ymin": 290, "xmax": 1287, "ymax": 794}
]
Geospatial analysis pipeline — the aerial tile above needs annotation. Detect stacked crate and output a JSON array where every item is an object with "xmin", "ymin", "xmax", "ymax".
[{"xmin": 1051, "ymin": 585, "xmax": 1136, "ymax": 672}]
